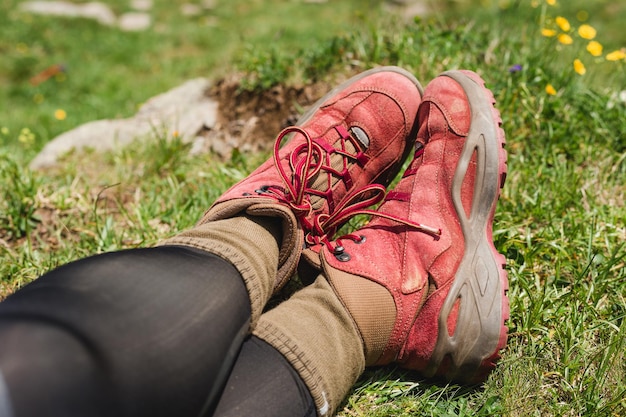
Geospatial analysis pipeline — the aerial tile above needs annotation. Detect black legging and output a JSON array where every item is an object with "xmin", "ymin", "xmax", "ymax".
[{"xmin": 0, "ymin": 246, "xmax": 315, "ymax": 417}]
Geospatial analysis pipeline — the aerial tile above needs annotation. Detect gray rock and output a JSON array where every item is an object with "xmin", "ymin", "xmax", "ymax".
[
  {"xmin": 18, "ymin": 1, "xmax": 117, "ymax": 26},
  {"xmin": 181, "ymin": 4, "xmax": 202, "ymax": 16},
  {"xmin": 384, "ymin": 0, "xmax": 430, "ymax": 18},
  {"xmin": 20, "ymin": 1, "xmax": 154, "ymax": 31},
  {"xmin": 30, "ymin": 78, "xmax": 218, "ymax": 169},
  {"xmin": 118, "ymin": 12, "xmax": 151, "ymax": 31},
  {"xmin": 130, "ymin": 0, "xmax": 153, "ymax": 11}
]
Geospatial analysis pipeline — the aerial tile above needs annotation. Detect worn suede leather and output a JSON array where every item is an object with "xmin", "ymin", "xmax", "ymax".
[
  {"xmin": 398, "ymin": 71, "xmax": 508, "ymax": 382},
  {"xmin": 304, "ymin": 70, "xmax": 508, "ymax": 383},
  {"xmin": 200, "ymin": 68, "xmax": 423, "ymax": 291}
]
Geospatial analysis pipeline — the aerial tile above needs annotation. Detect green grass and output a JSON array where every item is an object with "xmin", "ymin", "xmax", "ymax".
[
  {"xmin": 1, "ymin": 0, "xmax": 626, "ymax": 416},
  {"xmin": 0, "ymin": 0, "xmax": 382, "ymax": 151}
]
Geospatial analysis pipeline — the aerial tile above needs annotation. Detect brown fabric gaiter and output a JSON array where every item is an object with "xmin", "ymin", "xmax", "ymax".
[
  {"xmin": 253, "ymin": 275, "xmax": 365, "ymax": 417},
  {"xmin": 158, "ymin": 215, "xmax": 281, "ymax": 327}
]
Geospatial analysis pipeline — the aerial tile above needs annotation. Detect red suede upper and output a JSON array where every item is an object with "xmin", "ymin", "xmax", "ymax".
[
  {"xmin": 207, "ymin": 70, "xmax": 423, "ymax": 243},
  {"xmin": 321, "ymin": 72, "xmax": 507, "ymax": 381}
]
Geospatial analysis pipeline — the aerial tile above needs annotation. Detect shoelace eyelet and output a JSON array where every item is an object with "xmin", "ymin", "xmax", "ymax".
[
  {"xmin": 335, "ymin": 252, "xmax": 351, "ymax": 262},
  {"xmin": 333, "ymin": 245, "xmax": 351, "ymax": 262}
]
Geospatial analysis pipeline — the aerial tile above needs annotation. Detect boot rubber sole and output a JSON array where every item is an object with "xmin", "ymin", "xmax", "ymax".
[{"xmin": 425, "ymin": 70, "xmax": 509, "ymax": 384}]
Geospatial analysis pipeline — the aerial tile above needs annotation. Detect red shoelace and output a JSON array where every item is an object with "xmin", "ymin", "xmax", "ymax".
[{"xmin": 261, "ymin": 125, "xmax": 441, "ymax": 252}]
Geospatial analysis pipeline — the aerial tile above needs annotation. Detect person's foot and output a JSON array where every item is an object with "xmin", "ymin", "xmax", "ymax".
[
  {"xmin": 310, "ymin": 70, "xmax": 508, "ymax": 383},
  {"xmin": 201, "ymin": 67, "xmax": 424, "ymax": 290}
]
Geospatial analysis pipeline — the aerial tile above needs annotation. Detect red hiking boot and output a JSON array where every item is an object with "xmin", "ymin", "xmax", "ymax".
[
  {"xmin": 199, "ymin": 67, "xmax": 424, "ymax": 290},
  {"xmin": 308, "ymin": 70, "xmax": 509, "ymax": 383}
]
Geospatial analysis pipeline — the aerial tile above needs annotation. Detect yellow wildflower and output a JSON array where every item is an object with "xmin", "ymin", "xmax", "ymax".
[
  {"xmin": 531, "ymin": 0, "xmax": 540, "ymax": 8},
  {"xmin": 573, "ymin": 59, "xmax": 586, "ymax": 75},
  {"xmin": 586, "ymin": 41, "xmax": 603, "ymax": 57},
  {"xmin": 546, "ymin": 0, "xmax": 556, "ymax": 5},
  {"xmin": 558, "ymin": 34, "xmax": 573, "ymax": 45},
  {"xmin": 545, "ymin": 84, "xmax": 557, "ymax": 95},
  {"xmin": 18, "ymin": 128, "xmax": 35, "ymax": 146},
  {"xmin": 542, "ymin": 28, "xmax": 557, "ymax": 37},
  {"xmin": 556, "ymin": 16, "xmax": 571, "ymax": 32},
  {"xmin": 606, "ymin": 50, "xmax": 626, "ymax": 61},
  {"xmin": 578, "ymin": 24, "xmax": 596, "ymax": 40},
  {"xmin": 54, "ymin": 109, "xmax": 67, "ymax": 120}
]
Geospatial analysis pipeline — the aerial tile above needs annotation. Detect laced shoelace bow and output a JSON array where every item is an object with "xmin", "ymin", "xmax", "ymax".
[
  {"xmin": 261, "ymin": 125, "xmax": 368, "ymax": 234},
  {"xmin": 263, "ymin": 126, "xmax": 322, "ymax": 219},
  {"xmin": 261, "ymin": 126, "xmax": 441, "ymax": 253}
]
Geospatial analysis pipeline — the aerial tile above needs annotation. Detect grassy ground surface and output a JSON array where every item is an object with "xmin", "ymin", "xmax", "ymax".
[
  {"xmin": 0, "ymin": 0, "xmax": 383, "ymax": 151},
  {"xmin": 1, "ymin": 0, "xmax": 626, "ymax": 416}
]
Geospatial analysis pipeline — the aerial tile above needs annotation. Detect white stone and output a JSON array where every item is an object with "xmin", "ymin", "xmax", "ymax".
[
  {"xmin": 181, "ymin": 3, "xmax": 202, "ymax": 16},
  {"xmin": 130, "ymin": 0, "xmax": 153, "ymax": 11},
  {"xmin": 30, "ymin": 78, "xmax": 218, "ymax": 169},
  {"xmin": 19, "ymin": 1, "xmax": 117, "ymax": 26},
  {"xmin": 118, "ymin": 12, "xmax": 151, "ymax": 31},
  {"xmin": 384, "ymin": 0, "xmax": 430, "ymax": 18}
]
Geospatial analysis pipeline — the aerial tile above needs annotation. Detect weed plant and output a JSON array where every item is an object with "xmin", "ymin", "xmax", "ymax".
[{"xmin": 1, "ymin": 0, "xmax": 625, "ymax": 416}]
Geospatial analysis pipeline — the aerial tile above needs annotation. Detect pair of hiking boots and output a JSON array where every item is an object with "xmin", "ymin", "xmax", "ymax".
[{"xmin": 182, "ymin": 67, "xmax": 509, "ymax": 384}]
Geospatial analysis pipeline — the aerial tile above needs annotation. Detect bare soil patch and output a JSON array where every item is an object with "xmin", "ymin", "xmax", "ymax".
[{"xmin": 203, "ymin": 74, "xmax": 333, "ymax": 155}]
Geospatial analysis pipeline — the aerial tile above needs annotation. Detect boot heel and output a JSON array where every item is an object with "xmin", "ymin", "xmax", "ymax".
[{"xmin": 426, "ymin": 71, "xmax": 509, "ymax": 383}]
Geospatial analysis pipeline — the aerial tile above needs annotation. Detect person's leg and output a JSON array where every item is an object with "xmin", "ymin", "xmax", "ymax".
[
  {"xmin": 252, "ymin": 70, "xmax": 510, "ymax": 417},
  {"xmin": 213, "ymin": 336, "xmax": 316, "ymax": 417},
  {"xmin": 0, "ymin": 245, "xmax": 254, "ymax": 417},
  {"xmin": 253, "ymin": 275, "xmax": 366, "ymax": 417},
  {"xmin": 0, "ymin": 370, "xmax": 14, "ymax": 417},
  {"xmin": 0, "ymin": 67, "xmax": 423, "ymax": 417}
]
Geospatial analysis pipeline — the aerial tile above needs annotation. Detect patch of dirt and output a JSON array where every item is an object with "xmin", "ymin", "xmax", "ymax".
[{"xmin": 199, "ymin": 73, "xmax": 333, "ymax": 157}]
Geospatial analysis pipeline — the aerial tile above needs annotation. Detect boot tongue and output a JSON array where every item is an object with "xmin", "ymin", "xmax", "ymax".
[{"xmin": 308, "ymin": 127, "xmax": 367, "ymax": 210}]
